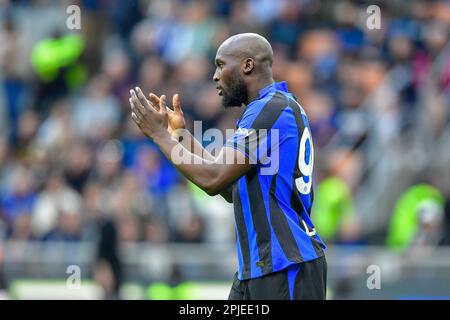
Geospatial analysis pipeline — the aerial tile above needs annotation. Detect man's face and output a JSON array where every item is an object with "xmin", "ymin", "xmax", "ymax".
[{"xmin": 213, "ymin": 53, "xmax": 248, "ymax": 108}]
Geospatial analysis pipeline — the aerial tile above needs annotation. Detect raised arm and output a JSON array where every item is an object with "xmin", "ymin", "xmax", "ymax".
[
  {"xmin": 146, "ymin": 93, "xmax": 216, "ymax": 162},
  {"xmin": 130, "ymin": 87, "xmax": 248, "ymax": 201}
]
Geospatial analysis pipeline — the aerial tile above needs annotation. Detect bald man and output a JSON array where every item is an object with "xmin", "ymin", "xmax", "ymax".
[{"xmin": 129, "ymin": 33, "xmax": 327, "ymax": 300}]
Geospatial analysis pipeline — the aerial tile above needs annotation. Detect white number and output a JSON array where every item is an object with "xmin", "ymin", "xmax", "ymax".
[{"xmin": 295, "ymin": 126, "xmax": 313, "ymax": 195}]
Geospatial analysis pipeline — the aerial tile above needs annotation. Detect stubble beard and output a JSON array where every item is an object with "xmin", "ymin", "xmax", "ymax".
[{"xmin": 221, "ymin": 71, "xmax": 248, "ymax": 109}]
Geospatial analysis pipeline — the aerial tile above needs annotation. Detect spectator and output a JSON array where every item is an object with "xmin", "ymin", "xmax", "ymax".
[
  {"xmin": 386, "ymin": 184, "xmax": 445, "ymax": 251},
  {"xmin": 31, "ymin": 172, "xmax": 82, "ymax": 239}
]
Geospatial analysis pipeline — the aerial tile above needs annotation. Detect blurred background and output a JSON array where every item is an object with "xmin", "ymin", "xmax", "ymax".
[{"xmin": 0, "ymin": 0, "xmax": 450, "ymax": 300}]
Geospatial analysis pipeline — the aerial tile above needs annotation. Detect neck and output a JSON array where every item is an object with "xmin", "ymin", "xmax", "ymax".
[{"xmin": 245, "ymin": 77, "xmax": 274, "ymax": 104}]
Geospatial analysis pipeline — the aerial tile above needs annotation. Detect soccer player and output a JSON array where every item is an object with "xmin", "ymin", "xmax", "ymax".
[{"xmin": 129, "ymin": 33, "xmax": 327, "ymax": 300}]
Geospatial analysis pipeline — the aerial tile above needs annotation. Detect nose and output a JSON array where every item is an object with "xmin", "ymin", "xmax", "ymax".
[{"xmin": 213, "ymin": 69, "xmax": 219, "ymax": 82}]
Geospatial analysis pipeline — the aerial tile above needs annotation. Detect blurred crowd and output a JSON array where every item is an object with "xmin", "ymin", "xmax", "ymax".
[{"xmin": 1, "ymin": 0, "xmax": 450, "ymax": 255}]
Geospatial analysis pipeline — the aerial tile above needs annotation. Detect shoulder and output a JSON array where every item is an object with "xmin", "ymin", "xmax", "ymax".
[{"xmin": 239, "ymin": 91, "xmax": 293, "ymax": 129}]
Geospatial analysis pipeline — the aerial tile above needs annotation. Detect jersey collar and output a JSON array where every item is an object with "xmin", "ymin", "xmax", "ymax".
[
  {"xmin": 237, "ymin": 81, "xmax": 289, "ymax": 125},
  {"xmin": 258, "ymin": 81, "xmax": 288, "ymax": 99}
]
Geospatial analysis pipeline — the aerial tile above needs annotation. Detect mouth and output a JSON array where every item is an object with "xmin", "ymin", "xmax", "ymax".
[{"xmin": 216, "ymin": 86, "xmax": 223, "ymax": 96}]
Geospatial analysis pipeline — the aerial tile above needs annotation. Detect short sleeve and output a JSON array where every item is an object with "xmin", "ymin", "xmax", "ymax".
[{"xmin": 224, "ymin": 107, "xmax": 282, "ymax": 166}]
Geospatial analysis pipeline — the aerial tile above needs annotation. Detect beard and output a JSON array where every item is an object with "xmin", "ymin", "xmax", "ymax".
[{"xmin": 221, "ymin": 70, "xmax": 248, "ymax": 108}]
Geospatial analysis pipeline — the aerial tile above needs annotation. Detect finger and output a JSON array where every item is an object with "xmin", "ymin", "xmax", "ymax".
[
  {"xmin": 173, "ymin": 94, "xmax": 182, "ymax": 113},
  {"xmin": 131, "ymin": 87, "xmax": 149, "ymax": 116},
  {"xmin": 130, "ymin": 97, "xmax": 145, "ymax": 120},
  {"xmin": 149, "ymin": 93, "xmax": 173, "ymax": 113},
  {"xmin": 136, "ymin": 87, "xmax": 154, "ymax": 113},
  {"xmin": 130, "ymin": 91, "xmax": 151, "ymax": 121},
  {"xmin": 130, "ymin": 89, "xmax": 145, "ymax": 114},
  {"xmin": 131, "ymin": 105, "xmax": 144, "ymax": 123},
  {"xmin": 149, "ymin": 93, "xmax": 160, "ymax": 109},
  {"xmin": 131, "ymin": 112, "xmax": 141, "ymax": 126},
  {"xmin": 159, "ymin": 95, "xmax": 167, "ymax": 116},
  {"xmin": 148, "ymin": 94, "xmax": 160, "ymax": 112},
  {"xmin": 129, "ymin": 97, "xmax": 134, "ymax": 110}
]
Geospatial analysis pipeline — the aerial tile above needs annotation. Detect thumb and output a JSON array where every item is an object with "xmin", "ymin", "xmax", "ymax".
[{"xmin": 173, "ymin": 94, "xmax": 182, "ymax": 113}]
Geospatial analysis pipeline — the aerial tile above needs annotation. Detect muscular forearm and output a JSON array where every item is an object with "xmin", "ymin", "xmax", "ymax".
[
  {"xmin": 129, "ymin": 88, "xmax": 238, "ymax": 202},
  {"xmin": 172, "ymin": 129, "xmax": 234, "ymax": 202},
  {"xmin": 154, "ymin": 131, "xmax": 231, "ymax": 196},
  {"xmin": 173, "ymin": 129, "xmax": 215, "ymax": 161}
]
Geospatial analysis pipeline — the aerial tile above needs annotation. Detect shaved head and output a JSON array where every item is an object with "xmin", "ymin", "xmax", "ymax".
[
  {"xmin": 217, "ymin": 33, "xmax": 273, "ymax": 72},
  {"xmin": 213, "ymin": 33, "xmax": 274, "ymax": 108}
]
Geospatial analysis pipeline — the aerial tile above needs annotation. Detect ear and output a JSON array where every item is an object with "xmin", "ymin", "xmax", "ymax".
[{"xmin": 242, "ymin": 58, "xmax": 254, "ymax": 75}]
